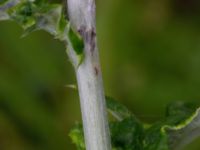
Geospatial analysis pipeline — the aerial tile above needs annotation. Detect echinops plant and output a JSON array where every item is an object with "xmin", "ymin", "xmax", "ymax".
[{"xmin": 0, "ymin": 0, "xmax": 200, "ymax": 150}]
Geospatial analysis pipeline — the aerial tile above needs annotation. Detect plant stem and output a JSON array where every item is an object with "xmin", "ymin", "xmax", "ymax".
[{"xmin": 66, "ymin": 0, "xmax": 112, "ymax": 150}]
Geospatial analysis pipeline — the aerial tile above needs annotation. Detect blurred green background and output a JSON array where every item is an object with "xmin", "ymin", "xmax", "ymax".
[{"xmin": 0, "ymin": 0, "xmax": 200, "ymax": 149}]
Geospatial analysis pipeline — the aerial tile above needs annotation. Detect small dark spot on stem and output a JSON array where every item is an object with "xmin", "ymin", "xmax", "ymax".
[
  {"xmin": 87, "ymin": 28, "xmax": 96, "ymax": 55},
  {"xmin": 78, "ymin": 26, "xmax": 97, "ymax": 55},
  {"xmin": 78, "ymin": 25, "xmax": 86, "ymax": 37},
  {"xmin": 94, "ymin": 66, "xmax": 99, "ymax": 76}
]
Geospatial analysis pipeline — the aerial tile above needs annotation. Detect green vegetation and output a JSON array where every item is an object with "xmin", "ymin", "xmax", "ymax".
[{"xmin": 70, "ymin": 97, "xmax": 200, "ymax": 150}]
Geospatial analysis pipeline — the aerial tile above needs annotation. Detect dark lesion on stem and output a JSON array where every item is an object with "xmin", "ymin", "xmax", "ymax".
[
  {"xmin": 78, "ymin": 25, "xmax": 96, "ymax": 56},
  {"xmin": 94, "ymin": 66, "xmax": 99, "ymax": 76},
  {"xmin": 77, "ymin": 25, "xmax": 86, "ymax": 37}
]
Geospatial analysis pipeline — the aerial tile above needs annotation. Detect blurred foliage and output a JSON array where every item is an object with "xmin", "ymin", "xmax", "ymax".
[{"xmin": 0, "ymin": 0, "xmax": 200, "ymax": 149}]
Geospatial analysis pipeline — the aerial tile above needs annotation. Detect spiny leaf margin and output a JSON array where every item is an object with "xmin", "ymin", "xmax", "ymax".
[
  {"xmin": 69, "ymin": 98, "xmax": 200, "ymax": 150},
  {"xmin": 0, "ymin": 0, "xmax": 84, "ymax": 66}
]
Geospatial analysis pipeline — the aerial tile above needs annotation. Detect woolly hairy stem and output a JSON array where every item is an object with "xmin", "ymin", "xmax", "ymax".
[{"xmin": 66, "ymin": 0, "xmax": 111, "ymax": 150}]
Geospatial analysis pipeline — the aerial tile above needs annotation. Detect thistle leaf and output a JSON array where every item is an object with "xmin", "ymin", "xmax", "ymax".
[
  {"xmin": 143, "ymin": 102, "xmax": 200, "ymax": 150},
  {"xmin": 0, "ymin": 0, "xmax": 84, "ymax": 66},
  {"xmin": 69, "ymin": 98, "xmax": 200, "ymax": 150},
  {"xmin": 106, "ymin": 96, "xmax": 132, "ymax": 121}
]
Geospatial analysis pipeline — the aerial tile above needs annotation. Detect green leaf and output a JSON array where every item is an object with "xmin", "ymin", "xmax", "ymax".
[
  {"xmin": 69, "ymin": 123, "xmax": 85, "ymax": 150},
  {"xmin": 68, "ymin": 27, "xmax": 84, "ymax": 55},
  {"xmin": 69, "ymin": 97, "xmax": 144, "ymax": 150},
  {"xmin": 67, "ymin": 26, "xmax": 84, "ymax": 66},
  {"xmin": 8, "ymin": 1, "xmax": 36, "ymax": 29},
  {"xmin": 143, "ymin": 122, "xmax": 169, "ymax": 150},
  {"xmin": 106, "ymin": 97, "xmax": 143, "ymax": 150},
  {"xmin": 164, "ymin": 102, "xmax": 200, "ymax": 150},
  {"xmin": 110, "ymin": 116, "xmax": 144, "ymax": 150},
  {"xmin": 69, "ymin": 117, "xmax": 144, "ymax": 150},
  {"xmin": 69, "ymin": 98, "xmax": 200, "ymax": 150},
  {"xmin": 0, "ymin": 0, "xmax": 85, "ymax": 66},
  {"xmin": 106, "ymin": 96, "xmax": 132, "ymax": 121},
  {"xmin": 143, "ymin": 102, "xmax": 200, "ymax": 150}
]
